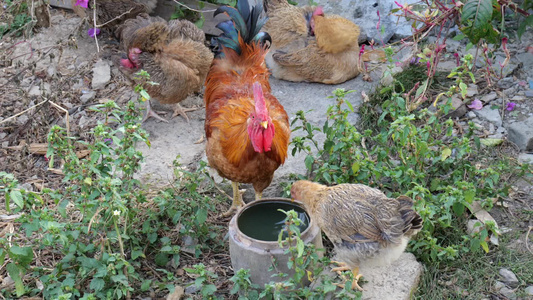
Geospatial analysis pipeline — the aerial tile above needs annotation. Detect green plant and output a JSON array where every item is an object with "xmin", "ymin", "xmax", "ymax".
[
  {"xmin": 185, "ymin": 263, "xmax": 219, "ymax": 299},
  {"xmin": 0, "ymin": 0, "xmax": 32, "ymax": 38},
  {"xmin": 229, "ymin": 269, "xmax": 260, "ymax": 299},
  {"xmin": 291, "ymin": 87, "xmax": 531, "ymax": 263}
]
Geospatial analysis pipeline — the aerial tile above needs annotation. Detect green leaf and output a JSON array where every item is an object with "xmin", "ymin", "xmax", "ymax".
[
  {"xmin": 202, "ymin": 284, "xmax": 217, "ymax": 296},
  {"xmin": 480, "ymin": 138, "xmax": 503, "ymax": 147},
  {"xmin": 464, "ymin": 190, "xmax": 475, "ymax": 203},
  {"xmin": 466, "ymin": 42, "xmax": 474, "ymax": 51},
  {"xmin": 480, "ymin": 240, "xmax": 489, "ymax": 253},
  {"xmin": 345, "ymin": 100, "xmax": 354, "ymax": 112},
  {"xmin": 441, "ymin": 148, "xmax": 452, "ymax": 161},
  {"xmin": 459, "ymin": 82, "xmax": 468, "ymax": 99},
  {"xmin": 453, "ymin": 33, "xmax": 466, "ymax": 41},
  {"xmin": 131, "ymin": 249, "xmax": 145, "ymax": 260},
  {"xmin": 9, "ymin": 246, "xmax": 34, "ymax": 267},
  {"xmin": 351, "ymin": 162, "xmax": 360, "ymax": 174},
  {"xmin": 304, "ymin": 155, "xmax": 314, "ymax": 171},
  {"xmin": 141, "ymin": 280, "xmax": 152, "ymax": 292},
  {"xmin": 196, "ymin": 208, "xmax": 207, "ymax": 224},
  {"xmin": 155, "ymin": 253, "xmax": 169, "ymax": 266},
  {"xmin": 0, "ymin": 249, "xmax": 5, "ymax": 265},
  {"xmin": 140, "ymin": 90, "xmax": 150, "ymax": 101},
  {"xmin": 452, "ymin": 202, "xmax": 465, "ymax": 216},
  {"xmin": 6, "ymin": 263, "xmax": 24, "ymax": 296},
  {"xmin": 517, "ymin": 15, "xmax": 533, "ymax": 39},
  {"xmin": 10, "ymin": 190, "xmax": 23, "ymax": 209},
  {"xmin": 90, "ymin": 278, "xmax": 105, "ymax": 292},
  {"xmin": 461, "ymin": 0, "xmax": 493, "ymax": 43},
  {"xmin": 296, "ymin": 239, "xmax": 304, "ymax": 257}
]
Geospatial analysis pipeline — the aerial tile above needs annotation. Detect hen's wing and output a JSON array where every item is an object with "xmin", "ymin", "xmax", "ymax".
[
  {"xmin": 318, "ymin": 184, "xmax": 407, "ymax": 247},
  {"xmin": 115, "ymin": 13, "xmax": 167, "ymax": 51},
  {"xmin": 168, "ymin": 19, "xmax": 206, "ymax": 43},
  {"xmin": 263, "ymin": 5, "xmax": 314, "ymax": 50}
]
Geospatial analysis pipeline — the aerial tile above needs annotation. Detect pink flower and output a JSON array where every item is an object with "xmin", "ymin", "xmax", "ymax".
[
  {"xmin": 454, "ymin": 53, "xmax": 460, "ymax": 66},
  {"xmin": 467, "ymin": 99, "xmax": 483, "ymax": 110},
  {"xmin": 376, "ymin": 10, "xmax": 381, "ymax": 30},
  {"xmin": 506, "ymin": 102, "xmax": 516, "ymax": 111},
  {"xmin": 88, "ymin": 28, "xmax": 100, "ymax": 38},
  {"xmin": 75, "ymin": 0, "xmax": 88, "ymax": 8}
]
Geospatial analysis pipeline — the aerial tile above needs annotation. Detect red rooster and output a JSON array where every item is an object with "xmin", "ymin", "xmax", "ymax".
[{"xmin": 205, "ymin": 0, "xmax": 290, "ymax": 216}]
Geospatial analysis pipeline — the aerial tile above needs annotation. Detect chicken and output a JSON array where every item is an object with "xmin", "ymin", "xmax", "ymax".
[
  {"xmin": 290, "ymin": 180, "xmax": 423, "ymax": 290},
  {"xmin": 72, "ymin": 0, "xmax": 157, "ymax": 31},
  {"xmin": 115, "ymin": 14, "xmax": 214, "ymax": 122},
  {"xmin": 205, "ymin": 0, "xmax": 290, "ymax": 216},
  {"xmin": 263, "ymin": 0, "xmax": 361, "ymax": 84}
]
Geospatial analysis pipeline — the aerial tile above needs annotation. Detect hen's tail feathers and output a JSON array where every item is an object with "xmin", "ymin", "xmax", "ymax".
[
  {"xmin": 212, "ymin": 0, "xmax": 271, "ymax": 58},
  {"xmin": 396, "ymin": 195, "xmax": 423, "ymax": 234}
]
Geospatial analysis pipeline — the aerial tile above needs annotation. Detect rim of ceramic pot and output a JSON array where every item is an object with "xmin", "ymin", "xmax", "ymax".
[{"xmin": 231, "ymin": 197, "xmax": 316, "ymax": 247}]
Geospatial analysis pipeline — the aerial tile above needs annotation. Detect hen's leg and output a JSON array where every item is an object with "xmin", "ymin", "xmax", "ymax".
[
  {"xmin": 255, "ymin": 191, "xmax": 262, "ymax": 200},
  {"xmin": 222, "ymin": 181, "xmax": 245, "ymax": 217},
  {"xmin": 331, "ymin": 261, "xmax": 363, "ymax": 291},
  {"xmin": 142, "ymin": 100, "xmax": 169, "ymax": 123},
  {"xmin": 171, "ymin": 103, "xmax": 200, "ymax": 122}
]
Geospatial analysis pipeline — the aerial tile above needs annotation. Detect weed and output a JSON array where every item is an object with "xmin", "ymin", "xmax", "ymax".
[{"xmin": 291, "ymin": 86, "xmax": 531, "ymax": 263}]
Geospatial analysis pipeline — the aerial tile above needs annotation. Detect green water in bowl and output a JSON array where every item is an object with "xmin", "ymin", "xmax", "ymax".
[{"xmin": 237, "ymin": 201, "xmax": 310, "ymax": 241}]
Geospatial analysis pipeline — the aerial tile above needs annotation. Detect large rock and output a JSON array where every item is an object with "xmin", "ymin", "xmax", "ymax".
[
  {"xmin": 293, "ymin": 0, "xmax": 419, "ymax": 44},
  {"xmin": 507, "ymin": 116, "xmax": 533, "ymax": 152},
  {"xmin": 91, "ymin": 60, "xmax": 111, "ymax": 90}
]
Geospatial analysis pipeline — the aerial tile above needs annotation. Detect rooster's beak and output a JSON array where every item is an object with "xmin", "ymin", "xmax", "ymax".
[{"xmin": 260, "ymin": 121, "xmax": 268, "ymax": 129}]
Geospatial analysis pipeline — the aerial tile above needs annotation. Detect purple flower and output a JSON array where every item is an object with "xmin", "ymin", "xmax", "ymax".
[
  {"xmin": 467, "ymin": 99, "xmax": 483, "ymax": 110},
  {"xmin": 410, "ymin": 57, "xmax": 420, "ymax": 65},
  {"xmin": 506, "ymin": 102, "xmax": 516, "ymax": 111},
  {"xmin": 75, "ymin": 0, "xmax": 89, "ymax": 8},
  {"xmin": 88, "ymin": 28, "xmax": 100, "ymax": 38},
  {"xmin": 104, "ymin": 138, "xmax": 113, "ymax": 145}
]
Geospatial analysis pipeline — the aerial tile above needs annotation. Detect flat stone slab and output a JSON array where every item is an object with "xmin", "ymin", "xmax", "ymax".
[{"xmin": 311, "ymin": 252, "xmax": 423, "ymax": 300}]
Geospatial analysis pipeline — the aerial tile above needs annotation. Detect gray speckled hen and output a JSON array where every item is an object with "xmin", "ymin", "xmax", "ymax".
[{"xmin": 290, "ymin": 180, "xmax": 422, "ymax": 290}]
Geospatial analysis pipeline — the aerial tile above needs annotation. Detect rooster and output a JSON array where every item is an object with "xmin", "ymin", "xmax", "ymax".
[
  {"xmin": 116, "ymin": 14, "xmax": 213, "ymax": 122},
  {"xmin": 263, "ymin": 0, "xmax": 362, "ymax": 84},
  {"xmin": 291, "ymin": 180, "xmax": 422, "ymax": 290},
  {"xmin": 205, "ymin": 0, "xmax": 290, "ymax": 216}
]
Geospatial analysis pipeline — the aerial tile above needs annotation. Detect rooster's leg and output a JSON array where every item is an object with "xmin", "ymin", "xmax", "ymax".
[
  {"xmin": 222, "ymin": 181, "xmax": 245, "ymax": 217},
  {"xmin": 171, "ymin": 104, "xmax": 200, "ymax": 122},
  {"xmin": 142, "ymin": 100, "xmax": 169, "ymax": 123},
  {"xmin": 255, "ymin": 191, "xmax": 262, "ymax": 200}
]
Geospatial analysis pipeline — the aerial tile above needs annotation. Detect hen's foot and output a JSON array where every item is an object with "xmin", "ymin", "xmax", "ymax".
[
  {"xmin": 171, "ymin": 104, "xmax": 200, "ymax": 122},
  {"xmin": 331, "ymin": 262, "xmax": 363, "ymax": 291},
  {"xmin": 142, "ymin": 100, "xmax": 169, "ymax": 123}
]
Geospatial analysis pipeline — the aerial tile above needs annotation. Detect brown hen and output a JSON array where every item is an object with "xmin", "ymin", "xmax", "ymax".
[
  {"xmin": 291, "ymin": 180, "xmax": 422, "ymax": 290},
  {"xmin": 263, "ymin": 0, "xmax": 361, "ymax": 84},
  {"xmin": 116, "ymin": 14, "xmax": 213, "ymax": 122}
]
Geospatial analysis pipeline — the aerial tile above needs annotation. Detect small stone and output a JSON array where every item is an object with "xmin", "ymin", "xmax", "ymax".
[
  {"xmin": 500, "ymin": 287, "xmax": 517, "ymax": 300},
  {"xmin": 443, "ymin": 96, "xmax": 467, "ymax": 119},
  {"xmin": 78, "ymin": 115, "xmax": 91, "ymax": 128},
  {"xmin": 91, "ymin": 60, "xmax": 111, "ymax": 90},
  {"xmin": 80, "ymin": 91, "xmax": 96, "ymax": 104},
  {"xmin": 525, "ymin": 286, "xmax": 533, "ymax": 296},
  {"xmin": 474, "ymin": 106, "xmax": 502, "ymax": 127},
  {"xmin": 467, "ymin": 111, "xmax": 476, "ymax": 119},
  {"xmin": 481, "ymin": 92, "xmax": 497, "ymax": 102},
  {"xmin": 184, "ymin": 283, "xmax": 199, "ymax": 294},
  {"xmin": 17, "ymin": 114, "xmax": 29, "ymax": 125},
  {"xmin": 525, "ymin": 90, "xmax": 533, "ymax": 98},
  {"xmin": 504, "ymin": 86, "xmax": 517, "ymax": 96},
  {"xmin": 494, "ymin": 281, "xmax": 505, "ymax": 291},
  {"xmin": 488, "ymin": 123, "xmax": 495, "ymax": 134},
  {"xmin": 498, "ymin": 77, "xmax": 515, "ymax": 89},
  {"xmin": 511, "ymin": 95, "xmax": 525, "ymax": 101},
  {"xmin": 47, "ymin": 65, "xmax": 56, "ymax": 77},
  {"xmin": 466, "ymin": 84, "xmax": 478, "ymax": 97},
  {"xmin": 28, "ymin": 85, "xmax": 41, "ymax": 96},
  {"xmin": 499, "ymin": 268, "xmax": 519, "ymax": 287},
  {"xmin": 436, "ymin": 60, "xmax": 457, "ymax": 72}
]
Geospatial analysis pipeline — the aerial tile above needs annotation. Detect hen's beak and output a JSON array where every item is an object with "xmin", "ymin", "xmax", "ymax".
[{"xmin": 260, "ymin": 121, "xmax": 268, "ymax": 129}]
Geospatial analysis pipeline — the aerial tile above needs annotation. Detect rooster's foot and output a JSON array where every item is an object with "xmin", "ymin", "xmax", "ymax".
[
  {"xmin": 172, "ymin": 104, "xmax": 199, "ymax": 122},
  {"xmin": 143, "ymin": 100, "xmax": 169, "ymax": 123},
  {"xmin": 220, "ymin": 184, "xmax": 246, "ymax": 217}
]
